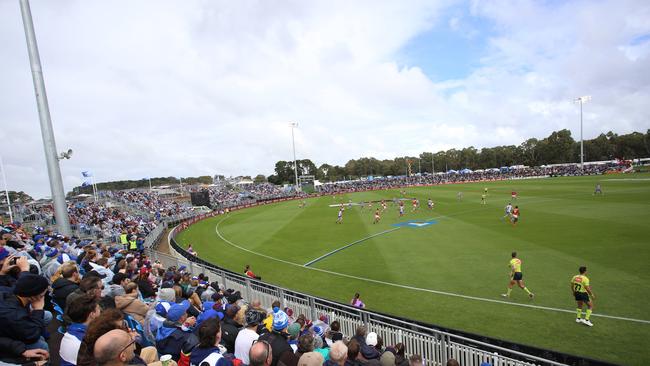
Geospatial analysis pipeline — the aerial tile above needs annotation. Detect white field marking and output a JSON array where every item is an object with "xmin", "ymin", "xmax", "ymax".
[
  {"xmin": 603, "ymin": 178, "xmax": 650, "ymax": 181},
  {"xmin": 214, "ymin": 215, "xmax": 650, "ymax": 325},
  {"xmin": 303, "ymin": 227, "xmax": 401, "ymax": 266}
]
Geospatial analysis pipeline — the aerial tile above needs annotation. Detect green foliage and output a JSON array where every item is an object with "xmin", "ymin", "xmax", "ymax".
[
  {"xmin": 69, "ymin": 175, "xmax": 212, "ymax": 195},
  {"xmin": 271, "ymin": 130, "xmax": 649, "ymax": 182},
  {"xmin": 0, "ymin": 191, "xmax": 33, "ymax": 204}
]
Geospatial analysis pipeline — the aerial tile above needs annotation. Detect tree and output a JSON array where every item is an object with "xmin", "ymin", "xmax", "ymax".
[{"xmin": 253, "ymin": 174, "xmax": 267, "ymax": 183}]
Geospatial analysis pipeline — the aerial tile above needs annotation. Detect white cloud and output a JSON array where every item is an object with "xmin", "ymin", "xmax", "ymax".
[{"xmin": 0, "ymin": 0, "xmax": 649, "ymax": 198}]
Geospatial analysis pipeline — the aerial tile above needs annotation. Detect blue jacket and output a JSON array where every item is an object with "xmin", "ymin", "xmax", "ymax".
[
  {"xmin": 190, "ymin": 347, "xmax": 233, "ymax": 366},
  {"xmin": 156, "ymin": 320, "xmax": 199, "ymax": 361}
]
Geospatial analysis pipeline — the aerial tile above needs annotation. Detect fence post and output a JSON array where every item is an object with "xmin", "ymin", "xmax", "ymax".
[
  {"xmin": 441, "ymin": 334, "xmax": 449, "ymax": 366},
  {"xmin": 245, "ymin": 278, "xmax": 252, "ymax": 302},
  {"xmin": 278, "ymin": 288, "xmax": 285, "ymax": 305},
  {"xmin": 308, "ymin": 296, "xmax": 317, "ymax": 321}
]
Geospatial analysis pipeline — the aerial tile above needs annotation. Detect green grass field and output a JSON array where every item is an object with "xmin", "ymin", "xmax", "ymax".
[{"xmin": 176, "ymin": 174, "xmax": 650, "ymax": 365}]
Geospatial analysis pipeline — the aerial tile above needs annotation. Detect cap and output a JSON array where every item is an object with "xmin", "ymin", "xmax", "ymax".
[
  {"xmin": 167, "ymin": 300, "xmax": 191, "ymax": 322},
  {"xmin": 366, "ymin": 332, "xmax": 378, "ymax": 346}
]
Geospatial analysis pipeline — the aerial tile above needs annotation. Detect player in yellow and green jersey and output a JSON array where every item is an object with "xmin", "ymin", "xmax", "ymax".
[
  {"xmin": 501, "ymin": 252, "xmax": 534, "ymax": 299},
  {"xmin": 571, "ymin": 266, "xmax": 595, "ymax": 326}
]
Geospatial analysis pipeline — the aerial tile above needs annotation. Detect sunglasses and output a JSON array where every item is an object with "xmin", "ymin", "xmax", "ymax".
[{"xmin": 120, "ymin": 338, "xmax": 137, "ymax": 354}]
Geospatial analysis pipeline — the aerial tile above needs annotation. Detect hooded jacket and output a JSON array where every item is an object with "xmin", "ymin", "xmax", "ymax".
[
  {"xmin": 156, "ymin": 320, "xmax": 199, "ymax": 362},
  {"xmin": 115, "ymin": 292, "xmax": 149, "ymax": 325},
  {"xmin": 52, "ymin": 277, "xmax": 79, "ymax": 309}
]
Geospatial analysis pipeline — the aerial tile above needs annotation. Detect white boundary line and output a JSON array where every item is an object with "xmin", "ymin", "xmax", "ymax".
[
  {"xmin": 214, "ymin": 215, "xmax": 650, "ymax": 325},
  {"xmin": 304, "ymin": 227, "xmax": 401, "ymax": 266}
]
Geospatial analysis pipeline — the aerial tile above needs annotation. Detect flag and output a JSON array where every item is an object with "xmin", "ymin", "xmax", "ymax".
[
  {"xmin": 82, "ymin": 181, "xmax": 91, "ymax": 187},
  {"xmin": 82, "ymin": 171, "xmax": 92, "ymax": 177}
]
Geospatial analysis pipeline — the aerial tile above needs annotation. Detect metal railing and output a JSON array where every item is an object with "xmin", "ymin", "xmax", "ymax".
[{"xmin": 139, "ymin": 201, "xmax": 573, "ymax": 366}]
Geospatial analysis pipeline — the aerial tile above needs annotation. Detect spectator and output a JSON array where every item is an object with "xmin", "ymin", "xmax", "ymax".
[
  {"xmin": 408, "ymin": 355, "xmax": 422, "ymax": 366},
  {"xmin": 352, "ymin": 327, "xmax": 379, "ymax": 361},
  {"xmin": 94, "ymin": 329, "xmax": 137, "ymax": 366},
  {"xmin": 394, "ymin": 344, "xmax": 408, "ymax": 366},
  {"xmin": 156, "ymin": 300, "xmax": 199, "ymax": 362},
  {"xmin": 258, "ymin": 308, "xmax": 298, "ymax": 366},
  {"xmin": 250, "ymin": 339, "xmax": 273, "ymax": 366},
  {"xmin": 60, "ymin": 293, "xmax": 101, "ymax": 366},
  {"xmin": 244, "ymin": 265, "xmax": 261, "ymax": 280},
  {"xmin": 135, "ymin": 267, "xmax": 156, "ymax": 299},
  {"xmin": 344, "ymin": 339, "xmax": 362, "ymax": 366},
  {"xmin": 220, "ymin": 304, "xmax": 241, "ymax": 354},
  {"xmin": 0, "ymin": 336, "xmax": 49, "ymax": 365},
  {"xmin": 235, "ymin": 309, "xmax": 263, "ymax": 364},
  {"xmin": 66, "ymin": 276, "xmax": 103, "ymax": 310},
  {"xmin": 327, "ymin": 321, "xmax": 343, "ymax": 344},
  {"xmin": 51, "ymin": 262, "xmax": 80, "ymax": 308},
  {"xmin": 76, "ymin": 308, "xmax": 126, "ymax": 366},
  {"xmin": 190, "ymin": 317, "xmax": 232, "ymax": 366},
  {"xmin": 0, "ymin": 273, "xmax": 50, "ymax": 351},
  {"xmin": 380, "ymin": 351, "xmax": 395, "ymax": 366},
  {"xmin": 350, "ymin": 293, "xmax": 365, "ymax": 309},
  {"xmin": 297, "ymin": 352, "xmax": 324, "ymax": 366},
  {"xmin": 115, "ymin": 282, "xmax": 150, "ymax": 325},
  {"xmin": 0, "ymin": 253, "xmax": 30, "ymax": 290},
  {"xmin": 106, "ymin": 272, "xmax": 129, "ymax": 298},
  {"xmin": 446, "ymin": 360, "xmax": 459, "ymax": 366},
  {"xmin": 295, "ymin": 333, "xmax": 314, "ymax": 360},
  {"xmin": 326, "ymin": 341, "xmax": 348, "ymax": 366}
]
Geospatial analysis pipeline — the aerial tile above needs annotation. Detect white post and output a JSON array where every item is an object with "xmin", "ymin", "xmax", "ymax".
[
  {"xmin": 290, "ymin": 123, "xmax": 299, "ymax": 190},
  {"xmin": 0, "ymin": 156, "xmax": 14, "ymax": 223},
  {"xmin": 148, "ymin": 177, "xmax": 152, "ymax": 192}
]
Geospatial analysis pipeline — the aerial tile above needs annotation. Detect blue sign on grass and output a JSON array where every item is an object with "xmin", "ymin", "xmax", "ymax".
[{"xmin": 392, "ymin": 220, "xmax": 438, "ymax": 228}]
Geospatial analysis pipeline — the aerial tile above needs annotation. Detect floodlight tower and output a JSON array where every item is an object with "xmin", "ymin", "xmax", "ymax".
[
  {"xmin": 290, "ymin": 122, "xmax": 299, "ymax": 189},
  {"xmin": 20, "ymin": 0, "xmax": 71, "ymax": 235},
  {"xmin": 574, "ymin": 95, "xmax": 591, "ymax": 170}
]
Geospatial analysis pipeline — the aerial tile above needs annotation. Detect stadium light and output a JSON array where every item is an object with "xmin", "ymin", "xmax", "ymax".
[
  {"xmin": 19, "ymin": 0, "xmax": 71, "ymax": 235},
  {"xmin": 574, "ymin": 95, "xmax": 591, "ymax": 170},
  {"xmin": 290, "ymin": 122, "xmax": 299, "ymax": 190}
]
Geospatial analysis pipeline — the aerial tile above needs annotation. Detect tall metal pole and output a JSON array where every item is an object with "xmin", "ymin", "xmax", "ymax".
[
  {"xmin": 0, "ymin": 156, "xmax": 14, "ymax": 223},
  {"xmin": 575, "ymin": 96, "xmax": 590, "ymax": 170},
  {"xmin": 148, "ymin": 177, "xmax": 152, "ymax": 192},
  {"xmin": 432, "ymin": 153, "xmax": 435, "ymax": 174},
  {"xmin": 290, "ymin": 123, "xmax": 299, "ymax": 189},
  {"xmin": 19, "ymin": 0, "xmax": 71, "ymax": 235}
]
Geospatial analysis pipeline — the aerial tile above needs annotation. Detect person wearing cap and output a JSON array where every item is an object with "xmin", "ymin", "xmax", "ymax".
[
  {"xmin": 257, "ymin": 308, "xmax": 299, "ymax": 366},
  {"xmin": 156, "ymin": 300, "xmax": 199, "ymax": 362},
  {"xmin": 352, "ymin": 327, "xmax": 380, "ymax": 361},
  {"xmin": 0, "ymin": 273, "xmax": 50, "ymax": 351},
  {"xmin": 235, "ymin": 309, "xmax": 263, "ymax": 364},
  {"xmin": 190, "ymin": 317, "xmax": 233, "ymax": 366}
]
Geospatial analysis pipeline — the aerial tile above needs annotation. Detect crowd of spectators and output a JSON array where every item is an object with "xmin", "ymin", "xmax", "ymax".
[
  {"xmin": 316, "ymin": 164, "xmax": 612, "ymax": 194},
  {"xmin": 109, "ymin": 191, "xmax": 192, "ymax": 219},
  {"xmin": 201, "ymin": 183, "xmax": 296, "ymax": 209}
]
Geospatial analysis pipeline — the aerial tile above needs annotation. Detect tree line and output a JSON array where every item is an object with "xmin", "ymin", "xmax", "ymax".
[
  {"xmin": 267, "ymin": 129, "xmax": 650, "ymax": 184},
  {"xmin": 70, "ymin": 176, "xmax": 213, "ymax": 196}
]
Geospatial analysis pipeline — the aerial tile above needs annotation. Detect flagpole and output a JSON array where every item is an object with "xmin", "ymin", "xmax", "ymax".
[
  {"xmin": 0, "ymin": 156, "xmax": 14, "ymax": 223},
  {"xmin": 91, "ymin": 176, "xmax": 97, "ymax": 202}
]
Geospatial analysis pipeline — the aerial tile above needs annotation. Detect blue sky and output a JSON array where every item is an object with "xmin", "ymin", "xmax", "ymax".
[{"xmin": 398, "ymin": 5, "xmax": 494, "ymax": 81}]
